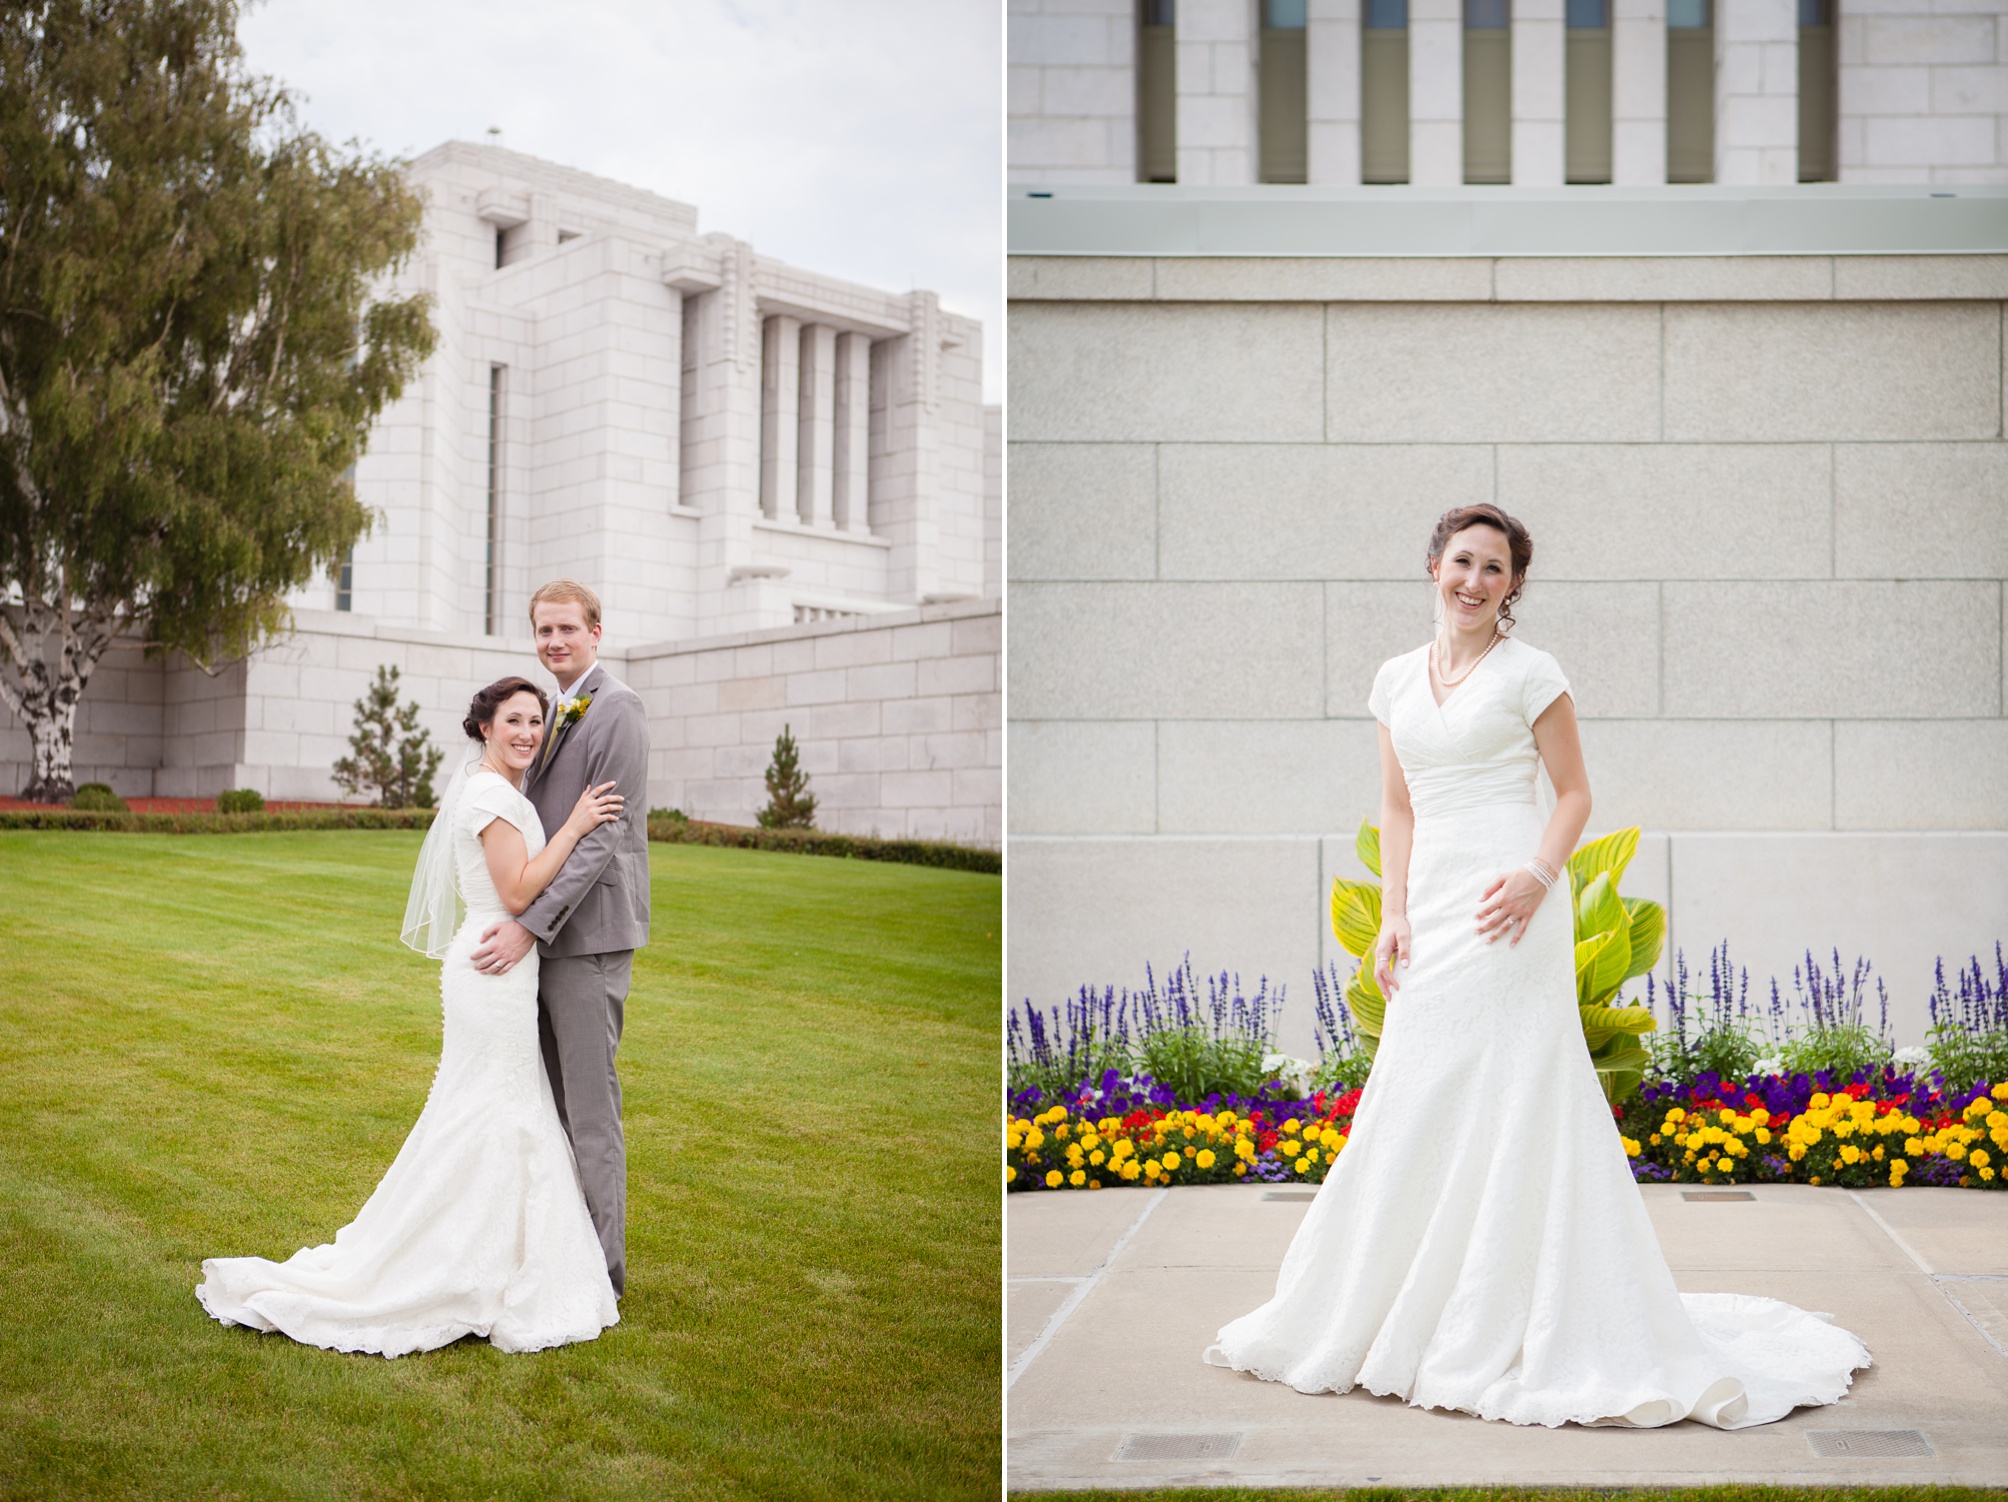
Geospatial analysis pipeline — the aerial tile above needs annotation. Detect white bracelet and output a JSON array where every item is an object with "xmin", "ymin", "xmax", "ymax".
[{"xmin": 1524, "ymin": 858, "xmax": 1559, "ymax": 890}]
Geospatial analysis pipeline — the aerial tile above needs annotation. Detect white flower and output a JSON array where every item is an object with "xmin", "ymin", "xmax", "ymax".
[
  {"xmin": 1753, "ymin": 1055, "xmax": 1785, "ymax": 1077},
  {"xmin": 1262, "ymin": 1052, "xmax": 1318, "ymax": 1097},
  {"xmin": 1893, "ymin": 1045, "xmax": 1930, "ymax": 1068}
]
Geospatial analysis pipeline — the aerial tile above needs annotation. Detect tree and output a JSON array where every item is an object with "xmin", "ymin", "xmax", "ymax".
[
  {"xmin": 331, "ymin": 665, "xmax": 441, "ymax": 809},
  {"xmin": 0, "ymin": 0, "xmax": 436, "ymax": 799},
  {"xmin": 757, "ymin": 723, "xmax": 817, "ymax": 829}
]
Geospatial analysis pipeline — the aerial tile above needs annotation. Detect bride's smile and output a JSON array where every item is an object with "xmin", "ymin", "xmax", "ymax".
[{"xmin": 482, "ymin": 696, "xmax": 547, "ymax": 783}]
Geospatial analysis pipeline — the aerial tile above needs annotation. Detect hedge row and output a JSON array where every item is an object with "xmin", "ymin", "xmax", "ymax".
[
  {"xmin": 0, "ymin": 807, "xmax": 436, "ymax": 833},
  {"xmin": 0, "ymin": 805, "xmax": 1000, "ymax": 873},
  {"xmin": 646, "ymin": 817, "xmax": 1000, "ymax": 874}
]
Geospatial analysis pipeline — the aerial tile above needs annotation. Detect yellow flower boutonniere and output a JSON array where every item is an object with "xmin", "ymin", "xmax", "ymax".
[{"xmin": 558, "ymin": 694, "xmax": 592, "ymax": 730}]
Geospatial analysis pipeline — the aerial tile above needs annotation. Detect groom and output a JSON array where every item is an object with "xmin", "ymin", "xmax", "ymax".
[{"xmin": 470, "ymin": 578, "xmax": 650, "ymax": 1297}]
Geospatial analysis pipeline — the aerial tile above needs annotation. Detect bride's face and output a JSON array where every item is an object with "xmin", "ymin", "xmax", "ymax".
[
  {"xmin": 483, "ymin": 692, "xmax": 546, "ymax": 772},
  {"xmin": 1432, "ymin": 525, "xmax": 1515, "ymax": 632}
]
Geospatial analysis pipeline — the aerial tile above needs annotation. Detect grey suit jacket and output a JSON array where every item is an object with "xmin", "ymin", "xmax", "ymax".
[{"xmin": 520, "ymin": 662, "xmax": 652, "ymax": 957}]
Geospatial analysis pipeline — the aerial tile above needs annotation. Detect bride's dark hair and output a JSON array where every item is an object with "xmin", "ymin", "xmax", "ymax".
[
  {"xmin": 463, "ymin": 676, "xmax": 549, "ymax": 742},
  {"xmin": 1426, "ymin": 503, "xmax": 1534, "ymax": 631}
]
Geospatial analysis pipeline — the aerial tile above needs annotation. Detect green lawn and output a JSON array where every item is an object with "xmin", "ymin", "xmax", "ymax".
[{"xmin": 0, "ymin": 832, "xmax": 1000, "ymax": 1500}]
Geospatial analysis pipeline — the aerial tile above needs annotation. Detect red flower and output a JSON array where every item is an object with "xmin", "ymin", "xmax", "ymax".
[{"xmin": 1844, "ymin": 1082, "xmax": 1870, "ymax": 1100}]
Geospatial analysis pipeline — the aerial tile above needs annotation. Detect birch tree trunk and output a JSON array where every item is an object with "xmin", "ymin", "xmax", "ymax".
[{"xmin": 0, "ymin": 596, "xmax": 121, "ymax": 802}]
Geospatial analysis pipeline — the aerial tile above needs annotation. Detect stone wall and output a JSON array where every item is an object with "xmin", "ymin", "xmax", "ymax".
[
  {"xmin": 5, "ymin": 602, "xmax": 1002, "ymax": 848},
  {"xmin": 1009, "ymin": 248, "xmax": 2008, "ymax": 1052},
  {"xmin": 1841, "ymin": 0, "xmax": 2008, "ymax": 184},
  {"xmin": 629, "ymin": 599, "xmax": 1001, "ymax": 845},
  {"xmin": 1009, "ymin": 0, "xmax": 1138, "ymax": 184}
]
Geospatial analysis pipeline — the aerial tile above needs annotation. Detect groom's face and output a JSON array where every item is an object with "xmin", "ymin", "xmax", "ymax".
[{"xmin": 533, "ymin": 601, "xmax": 601, "ymax": 686}]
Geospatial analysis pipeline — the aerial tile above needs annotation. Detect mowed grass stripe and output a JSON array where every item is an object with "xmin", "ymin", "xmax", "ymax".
[{"xmin": 0, "ymin": 832, "xmax": 1000, "ymax": 1501}]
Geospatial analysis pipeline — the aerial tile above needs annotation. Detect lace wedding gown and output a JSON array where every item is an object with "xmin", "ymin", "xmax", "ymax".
[
  {"xmin": 197, "ymin": 770, "xmax": 619, "ymax": 1357},
  {"xmin": 1207, "ymin": 637, "xmax": 1868, "ymax": 1428}
]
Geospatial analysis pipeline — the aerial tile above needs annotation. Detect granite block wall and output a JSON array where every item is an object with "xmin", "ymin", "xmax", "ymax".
[
  {"xmin": 1009, "ymin": 250, "xmax": 2008, "ymax": 1054},
  {"xmin": 627, "ymin": 599, "xmax": 1001, "ymax": 845}
]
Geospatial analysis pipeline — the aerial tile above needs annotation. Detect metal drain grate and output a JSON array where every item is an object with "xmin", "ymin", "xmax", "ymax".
[
  {"xmin": 1682, "ymin": 1190, "xmax": 1755, "ymax": 1201},
  {"xmin": 1262, "ymin": 1191, "xmax": 1318, "ymax": 1202},
  {"xmin": 1808, "ymin": 1430, "xmax": 1934, "ymax": 1458},
  {"xmin": 1116, "ymin": 1432, "xmax": 1243, "ymax": 1462}
]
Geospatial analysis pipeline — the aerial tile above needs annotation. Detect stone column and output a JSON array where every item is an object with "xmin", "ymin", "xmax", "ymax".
[
  {"xmin": 1513, "ymin": 0, "xmax": 1567, "ymax": 184},
  {"xmin": 1715, "ymin": 0, "xmax": 1797, "ymax": 184},
  {"xmin": 833, "ymin": 332, "xmax": 870, "ymax": 534},
  {"xmin": 1176, "ymin": 0, "xmax": 1259, "ymax": 185},
  {"xmin": 758, "ymin": 313, "xmax": 801, "ymax": 520},
  {"xmin": 878, "ymin": 291, "xmax": 944, "ymax": 604},
  {"xmin": 1409, "ymin": 0, "xmax": 1463, "ymax": 184},
  {"xmin": 797, "ymin": 323, "xmax": 836, "ymax": 527},
  {"xmin": 1306, "ymin": 0, "xmax": 1363, "ymax": 184},
  {"xmin": 1611, "ymin": 0, "xmax": 1668, "ymax": 183},
  {"xmin": 678, "ymin": 236, "xmax": 764, "ymax": 637}
]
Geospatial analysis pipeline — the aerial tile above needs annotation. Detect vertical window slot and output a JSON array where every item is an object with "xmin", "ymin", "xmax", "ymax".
[
  {"xmin": 1138, "ymin": 0, "xmax": 1179, "ymax": 182},
  {"xmin": 1362, "ymin": 0, "xmax": 1411, "ymax": 183},
  {"xmin": 1464, "ymin": 0, "xmax": 1511, "ymax": 184},
  {"xmin": 485, "ymin": 366, "xmax": 503, "ymax": 636},
  {"xmin": 1667, "ymin": 0, "xmax": 1713, "ymax": 182},
  {"xmin": 1261, "ymin": 0, "xmax": 1310, "ymax": 183},
  {"xmin": 1798, "ymin": 0, "xmax": 1835, "ymax": 181},
  {"xmin": 1565, "ymin": 0, "xmax": 1612, "ymax": 182}
]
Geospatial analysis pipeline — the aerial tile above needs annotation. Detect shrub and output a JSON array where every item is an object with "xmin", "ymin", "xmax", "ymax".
[
  {"xmin": 1774, "ymin": 950, "xmax": 1892, "ymax": 1082},
  {"xmin": 1928, "ymin": 947, "xmax": 2008, "ymax": 1093},
  {"xmin": 216, "ymin": 788, "xmax": 265, "ymax": 813},
  {"xmin": 69, "ymin": 783, "xmax": 127, "ymax": 812},
  {"xmin": 331, "ymin": 665, "xmax": 443, "ymax": 809},
  {"xmin": 1648, "ymin": 944, "xmax": 1768, "ymax": 1085},
  {"xmin": 647, "ymin": 806, "xmax": 689, "ymax": 825},
  {"xmin": 756, "ymin": 724, "xmax": 816, "ymax": 829}
]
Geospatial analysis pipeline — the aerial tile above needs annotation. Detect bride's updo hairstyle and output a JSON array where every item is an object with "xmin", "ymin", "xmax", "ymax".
[
  {"xmin": 463, "ymin": 676, "xmax": 549, "ymax": 743},
  {"xmin": 1426, "ymin": 503, "xmax": 1534, "ymax": 632}
]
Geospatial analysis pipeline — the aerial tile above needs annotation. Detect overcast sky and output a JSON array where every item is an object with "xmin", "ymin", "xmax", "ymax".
[{"xmin": 237, "ymin": 0, "xmax": 1003, "ymax": 401}]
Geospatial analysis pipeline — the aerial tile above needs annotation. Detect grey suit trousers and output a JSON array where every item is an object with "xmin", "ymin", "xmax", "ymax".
[{"xmin": 538, "ymin": 950, "xmax": 631, "ymax": 1296}]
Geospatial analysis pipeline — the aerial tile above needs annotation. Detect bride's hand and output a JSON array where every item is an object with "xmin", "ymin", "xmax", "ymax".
[
  {"xmin": 1476, "ymin": 867, "xmax": 1548, "ymax": 946},
  {"xmin": 1373, "ymin": 914, "xmax": 1412, "ymax": 994},
  {"xmin": 563, "ymin": 780, "xmax": 623, "ymax": 838}
]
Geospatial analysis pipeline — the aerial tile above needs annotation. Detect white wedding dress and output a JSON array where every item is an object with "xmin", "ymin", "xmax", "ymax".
[
  {"xmin": 1207, "ymin": 637, "xmax": 1869, "ymax": 1428},
  {"xmin": 197, "ymin": 770, "xmax": 619, "ymax": 1357}
]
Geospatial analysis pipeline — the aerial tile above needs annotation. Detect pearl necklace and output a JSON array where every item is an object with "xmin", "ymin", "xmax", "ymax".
[{"xmin": 1432, "ymin": 627, "xmax": 1502, "ymax": 689}]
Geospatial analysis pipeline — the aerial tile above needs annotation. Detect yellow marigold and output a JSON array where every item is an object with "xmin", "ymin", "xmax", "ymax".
[
  {"xmin": 1161, "ymin": 1152, "xmax": 1181, "ymax": 1173},
  {"xmin": 1810, "ymin": 1174, "xmax": 1823, "ymax": 1185},
  {"xmin": 1889, "ymin": 1164, "xmax": 1906, "ymax": 1186},
  {"xmin": 1321, "ymin": 1129, "xmax": 1342, "ymax": 1151},
  {"xmin": 1973, "ymin": 1149, "xmax": 1993, "ymax": 1169},
  {"xmin": 1024, "ymin": 1128, "xmax": 1046, "ymax": 1150},
  {"xmin": 1755, "ymin": 1127, "xmax": 1772, "ymax": 1144},
  {"xmin": 1294, "ymin": 1156, "xmax": 1311, "ymax": 1174},
  {"xmin": 1090, "ymin": 1149, "xmax": 1106, "ymax": 1166},
  {"xmin": 1284, "ymin": 1119, "xmax": 1302, "ymax": 1136},
  {"xmin": 1622, "ymin": 1137, "xmax": 1641, "ymax": 1157},
  {"xmin": 1196, "ymin": 1149, "xmax": 1217, "ymax": 1169},
  {"xmin": 1234, "ymin": 1162, "xmax": 1249, "ymax": 1176},
  {"xmin": 1750, "ymin": 1107, "xmax": 1772, "ymax": 1126},
  {"xmin": 1788, "ymin": 1144, "xmax": 1807, "ymax": 1161},
  {"xmin": 1112, "ymin": 1139, "xmax": 1135, "ymax": 1160},
  {"xmin": 1068, "ymin": 1169, "xmax": 1086, "ymax": 1187},
  {"xmin": 1992, "ymin": 1081, "xmax": 2008, "ymax": 1100},
  {"xmin": 1872, "ymin": 1144, "xmax": 1884, "ymax": 1160},
  {"xmin": 1007, "ymin": 1165, "xmax": 1017, "ymax": 1182},
  {"xmin": 1967, "ymin": 1098, "xmax": 1992, "ymax": 1120},
  {"xmin": 1948, "ymin": 1142, "xmax": 1968, "ymax": 1160},
  {"xmin": 1304, "ymin": 1147, "xmax": 1321, "ymax": 1164},
  {"xmin": 1666, "ymin": 1107, "xmax": 1688, "ymax": 1123},
  {"xmin": 1081, "ymin": 1131, "xmax": 1101, "ymax": 1151},
  {"xmin": 1045, "ymin": 1170, "xmax": 1062, "ymax": 1188},
  {"xmin": 1984, "ymin": 1167, "xmax": 1999, "ymax": 1181},
  {"xmin": 1121, "ymin": 1160, "xmax": 1141, "ymax": 1181},
  {"xmin": 1280, "ymin": 1138, "xmax": 1302, "ymax": 1157},
  {"xmin": 1065, "ymin": 1144, "xmax": 1084, "ymax": 1166},
  {"xmin": 1054, "ymin": 1124, "xmax": 1071, "ymax": 1140},
  {"xmin": 1235, "ymin": 1138, "xmax": 1256, "ymax": 1160},
  {"xmin": 1840, "ymin": 1145, "xmax": 1861, "ymax": 1165},
  {"xmin": 1718, "ymin": 1108, "xmax": 1736, "ymax": 1125}
]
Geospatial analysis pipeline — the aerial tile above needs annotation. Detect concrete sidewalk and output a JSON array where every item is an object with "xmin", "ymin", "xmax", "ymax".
[{"xmin": 1006, "ymin": 1182, "xmax": 2008, "ymax": 1492}]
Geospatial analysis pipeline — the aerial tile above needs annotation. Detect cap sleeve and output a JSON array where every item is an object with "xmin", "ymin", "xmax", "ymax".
[
  {"xmin": 1367, "ymin": 658, "xmax": 1395, "ymax": 726},
  {"xmin": 464, "ymin": 775, "xmax": 535, "ymax": 839},
  {"xmin": 1521, "ymin": 647, "xmax": 1572, "ymax": 724}
]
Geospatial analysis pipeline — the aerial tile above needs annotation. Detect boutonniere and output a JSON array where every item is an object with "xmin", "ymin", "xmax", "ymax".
[{"xmin": 557, "ymin": 694, "xmax": 592, "ymax": 731}]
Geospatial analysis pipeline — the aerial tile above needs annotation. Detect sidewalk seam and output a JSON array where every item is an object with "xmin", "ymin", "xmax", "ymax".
[{"xmin": 1007, "ymin": 1189, "xmax": 1169, "ymax": 1391}]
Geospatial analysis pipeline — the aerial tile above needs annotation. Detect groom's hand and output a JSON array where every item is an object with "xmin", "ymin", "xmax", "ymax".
[{"xmin": 471, "ymin": 919, "xmax": 536, "ymax": 974}]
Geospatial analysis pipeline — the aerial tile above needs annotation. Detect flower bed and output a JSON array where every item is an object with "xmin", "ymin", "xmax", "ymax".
[
  {"xmin": 1616, "ymin": 1068, "xmax": 2008, "ymax": 1189},
  {"xmin": 1008, "ymin": 1067, "xmax": 2008, "ymax": 1194},
  {"xmin": 1006, "ymin": 1075, "xmax": 1364, "ymax": 1191}
]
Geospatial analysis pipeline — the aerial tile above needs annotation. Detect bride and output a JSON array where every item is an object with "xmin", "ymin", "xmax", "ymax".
[
  {"xmin": 197, "ymin": 676, "xmax": 624, "ymax": 1356},
  {"xmin": 1206, "ymin": 504, "xmax": 1869, "ymax": 1428}
]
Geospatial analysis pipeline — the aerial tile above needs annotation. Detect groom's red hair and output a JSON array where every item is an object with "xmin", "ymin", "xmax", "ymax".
[{"xmin": 529, "ymin": 579, "xmax": 601, "ymax": 630}]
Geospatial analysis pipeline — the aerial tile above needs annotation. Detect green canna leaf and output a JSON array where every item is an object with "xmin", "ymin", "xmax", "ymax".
[
  {"xmin": 1330, "ymin": 878, "xmax": 1382, "ymax": 960},
  {"xmin": 1356, "ymin": 819, "xmax": 1382, "ymax": 879}
]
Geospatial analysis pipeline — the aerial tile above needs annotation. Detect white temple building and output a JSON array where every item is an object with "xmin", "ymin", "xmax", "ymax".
[
  {"xmin": 311, "ymin": 142, "xmax": 996, "ymax": 638},
  {"xmin": 7, "ymin": 144, "xmax": 1002, "ymax": 842}
]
